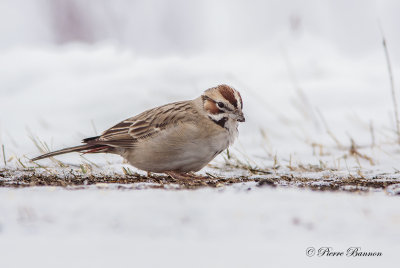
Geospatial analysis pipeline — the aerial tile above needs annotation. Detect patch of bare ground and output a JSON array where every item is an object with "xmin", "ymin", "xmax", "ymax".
[
  {"xmin": 1, "ymin": 167, "xmax": 400, "ymax": 194},
  {"xmin": 0, "ymin": 168, "xmax": 256, "ymax": 190}
]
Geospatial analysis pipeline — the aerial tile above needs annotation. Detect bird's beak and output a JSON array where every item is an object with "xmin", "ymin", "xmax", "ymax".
[{"xmin": 236, "ymin": 111, "xmax": 245, "ymax": 122}]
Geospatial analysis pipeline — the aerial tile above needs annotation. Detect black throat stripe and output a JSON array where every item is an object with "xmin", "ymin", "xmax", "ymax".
[{"xmin": 210, "ymin": 116, "xmax": 228, "ymax": 129}]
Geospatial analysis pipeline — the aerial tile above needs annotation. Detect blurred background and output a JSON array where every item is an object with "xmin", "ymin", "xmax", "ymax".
[
  {"xmin": 0, "ymin": 0, "xmax": 399, "ymax": 169},
  {"xmin": 1, "ymin": 0, "xmax": 400, "ymax": 58}
]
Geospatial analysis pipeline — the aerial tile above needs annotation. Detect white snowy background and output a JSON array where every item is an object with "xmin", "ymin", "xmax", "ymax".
[{"xmin": 0, "ymin": 0, "xmax": 400, "ymax": 267}]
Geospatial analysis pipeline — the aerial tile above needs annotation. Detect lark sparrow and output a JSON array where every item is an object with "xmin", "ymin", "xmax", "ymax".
[{"xmin": 32, "ymin": 84, "xmax": 245, "ymax": 178}]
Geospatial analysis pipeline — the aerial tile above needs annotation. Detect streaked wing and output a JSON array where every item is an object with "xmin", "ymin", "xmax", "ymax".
[{"xmin": 97, "ymin": 101, "xmax": 196, "ymax": 148}]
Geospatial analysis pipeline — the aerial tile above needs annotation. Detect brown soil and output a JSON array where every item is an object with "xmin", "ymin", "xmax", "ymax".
[{"xmin": 1, "ymin": 168, "xmax": 400, "ymax": 194}]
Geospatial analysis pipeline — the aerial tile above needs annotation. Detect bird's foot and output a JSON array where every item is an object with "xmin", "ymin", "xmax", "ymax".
[{"xmin": 165, "ymin": 171, "xmax": 206, "ymax": 180}]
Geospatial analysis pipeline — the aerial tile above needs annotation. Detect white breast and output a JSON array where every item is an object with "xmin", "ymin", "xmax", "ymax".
[{"xmin": 225, "ymin": 117, "xmax": 239, "ymax": 145}]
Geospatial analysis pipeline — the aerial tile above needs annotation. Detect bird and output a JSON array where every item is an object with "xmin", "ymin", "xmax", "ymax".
[{"xmin": 32, "ymin": 84, "xmax": 245, "ymax": 179}]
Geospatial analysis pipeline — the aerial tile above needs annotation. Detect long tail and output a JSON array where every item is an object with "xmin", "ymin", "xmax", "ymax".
[{"xmin": 31, "ymin": 136, "xmax": 109, "ymax": 161}]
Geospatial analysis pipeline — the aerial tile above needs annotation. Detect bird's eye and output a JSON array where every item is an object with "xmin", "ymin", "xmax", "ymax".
[{"xmin": 217, "ymin": 102, "xmax": 225, "ymax": 108}]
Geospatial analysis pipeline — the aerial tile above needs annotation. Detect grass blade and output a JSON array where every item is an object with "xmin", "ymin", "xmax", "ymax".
[
  {"xmin": 1, "ymin": 144, "xmax": 6, "ymax": 166},
  {"xmin": 379, "ymin": 22, "xmax": 400, "ymax": 143}
]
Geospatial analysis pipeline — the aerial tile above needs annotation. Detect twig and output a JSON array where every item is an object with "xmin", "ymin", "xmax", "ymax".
[
  {"xmin": 379, "ymin": 22, "xmax": 400, "ymax": 143},
  {"xmin": 2, "ymin": 144, "xmax": 6, "ymax": 166},
  {"xmin": 316, "ymin": 108, "xmax": 344, "ymax": 149},
  {"xmin": 369, "ymin": 120, "xmax": 375, "ymax": 148},
  {"xmin": 16, "ymin": 157, "xmax": 26, "ymax": 168},
  {"xmin": 349, "ymin": 138, "xmax": 374, "ymax": 165}
]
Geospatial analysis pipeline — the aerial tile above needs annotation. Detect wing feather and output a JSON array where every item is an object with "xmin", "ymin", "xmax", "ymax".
[{"xmin": 97, "ymin": 101, "xmax": 197, "ymax": 148}]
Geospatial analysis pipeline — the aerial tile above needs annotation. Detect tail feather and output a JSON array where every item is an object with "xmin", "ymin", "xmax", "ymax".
[{"xmin": 31, "ymin": 144, "xmax": 103, "ymax": 161}]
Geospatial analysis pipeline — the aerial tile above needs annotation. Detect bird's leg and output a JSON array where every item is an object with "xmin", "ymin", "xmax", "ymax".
[
  {"xmin": 165, "ymin": 171, "xmax": 206, "ymax": 180},
  {"xmin": 165, "ymin": 171, "xmax": 191, "ymax": 180}
]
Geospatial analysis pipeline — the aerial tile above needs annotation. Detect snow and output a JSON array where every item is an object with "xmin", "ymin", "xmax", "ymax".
[
  {"xmin": 1, "ymin": 0, "xmax": 400, "ymax": 267},
  {"xmin": 1, "ymin": 186, "xmax": 399, "ymax": 267}
]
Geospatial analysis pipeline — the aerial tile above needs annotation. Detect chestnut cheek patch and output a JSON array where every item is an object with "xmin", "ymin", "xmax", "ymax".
[{"xmin": 204, "ymin": 100, "xmax": 223, "ymax": 114}]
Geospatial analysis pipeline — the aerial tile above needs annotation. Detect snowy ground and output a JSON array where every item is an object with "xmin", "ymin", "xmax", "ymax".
[
  {"xmin": 1, "ymin": 1, "xmax": 400, "ymax": 267},
  {"xmin": 1, "ymin": 182, "xmax": 399, "ymax": 268}
]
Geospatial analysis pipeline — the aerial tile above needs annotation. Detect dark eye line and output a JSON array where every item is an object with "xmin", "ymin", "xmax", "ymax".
[
  {"xmin": 202, "ymin": 95, "xmax": 233, "ymax": 112},
  {"xmin": 217, "ymin": 101, "xmax": 234, "ymax": 112}
]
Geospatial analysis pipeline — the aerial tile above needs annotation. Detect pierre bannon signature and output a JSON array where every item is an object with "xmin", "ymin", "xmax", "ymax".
[{"xmin": 306, "ymin": 247, "xmax": 383, "ymax": 257}]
